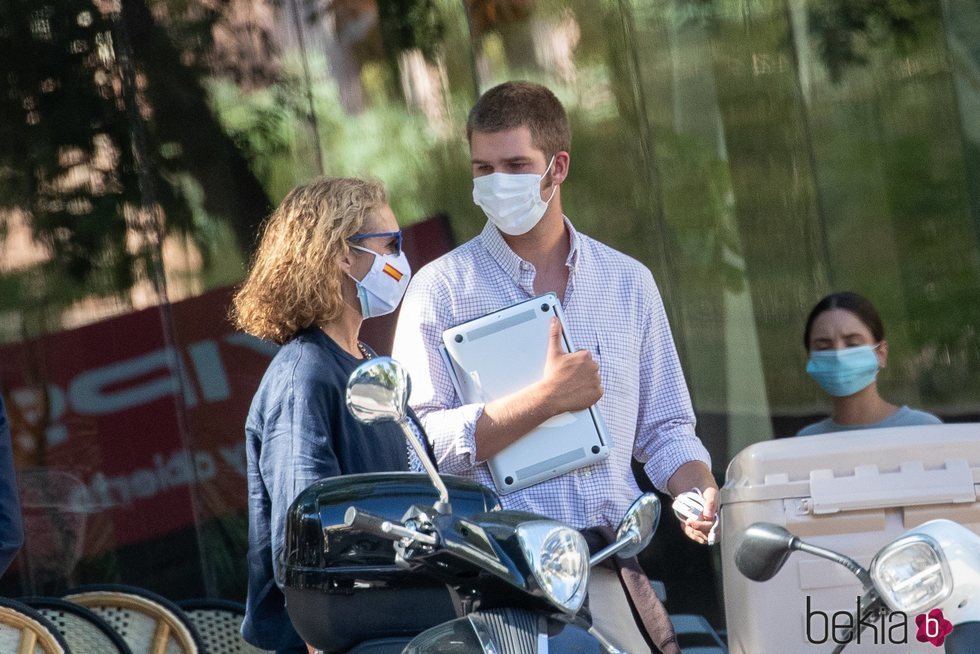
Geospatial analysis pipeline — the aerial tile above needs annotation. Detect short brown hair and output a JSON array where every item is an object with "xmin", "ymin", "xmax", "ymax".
[
  {"xmin": 466, "ymin": 81, "xmax": 570, "ymax": 158},
  {"xmin": 231, "ymin": 177, "xmax": 387, "ymax": 344}
]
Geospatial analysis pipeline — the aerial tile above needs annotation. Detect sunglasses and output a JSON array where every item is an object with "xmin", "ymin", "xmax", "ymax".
[{"xmin": 347, "ymin": 230, "xmax": 403, "ymax": 256}]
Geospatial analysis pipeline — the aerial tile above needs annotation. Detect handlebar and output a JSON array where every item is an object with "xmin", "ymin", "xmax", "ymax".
[{"xmin": 343, "ymin": 507, "xmax": 439, "ymax": 546}]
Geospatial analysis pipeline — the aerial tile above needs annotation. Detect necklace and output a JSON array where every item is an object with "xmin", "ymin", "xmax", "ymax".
[{"xmin": 356, "ymin": 342, "xmax": 372, "ymax": 360}]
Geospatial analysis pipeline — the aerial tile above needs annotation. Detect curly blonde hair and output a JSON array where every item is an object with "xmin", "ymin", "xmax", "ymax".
[{"xmin": 231, "ymin": 176, "xmax": 387, "ymax": 344}]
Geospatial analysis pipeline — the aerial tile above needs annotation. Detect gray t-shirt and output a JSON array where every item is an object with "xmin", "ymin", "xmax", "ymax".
[{"xmin": 796, "ymin": 405, "xmax": 942, "ymax": 436}]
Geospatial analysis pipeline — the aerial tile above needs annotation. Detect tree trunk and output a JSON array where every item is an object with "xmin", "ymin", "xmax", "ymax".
[{"xmin": 119, "ymin": 0, "xmax": 273, "ymax": 258}]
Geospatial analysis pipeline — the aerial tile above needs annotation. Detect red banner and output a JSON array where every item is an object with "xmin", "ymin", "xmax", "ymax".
[{"xmin": 0, "ymin": 215, "xmax": 455, "ymax": 556}]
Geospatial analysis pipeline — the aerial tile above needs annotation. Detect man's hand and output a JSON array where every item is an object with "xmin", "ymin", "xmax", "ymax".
[
  {"xmin": 667, "ymin": 461, "xmax": 720, "ymax": 545},
  {"xmin": 674, "ymin": 487, "xmax": 719, "ymax": 545},
  {"xmin": 539, "ymin": 318, "xmax": 603, "ymax": 414}
]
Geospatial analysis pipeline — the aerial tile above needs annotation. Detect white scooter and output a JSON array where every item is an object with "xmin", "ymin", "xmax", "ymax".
[{"xmin": 735, "ymin": 518, "xmax": 980, "ymax": 653}]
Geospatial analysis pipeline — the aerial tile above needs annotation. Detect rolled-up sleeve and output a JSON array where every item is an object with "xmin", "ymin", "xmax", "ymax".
[
  {"xmin": 393, "ymin": 270, "xmax": 484, "ymax": 473},
  {"xmin": 632, "ymin": 278, "xmax": 710, "ymax": 491}
]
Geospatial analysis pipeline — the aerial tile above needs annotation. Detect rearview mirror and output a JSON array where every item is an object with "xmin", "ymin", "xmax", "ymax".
[
  {"xmin": 346, "ymin": 357, "xmax": 411, "ymax": 425},
  {"xmin": 734, "ymin": 522, "xmax": 798, "ymax": 581},
  {"xmin": 615, "ymin": 493, "xmax": 661, "ymax": 559},
  {"xmin": 345, "ymin": 356, "xmax": 452, "ymax": 514},
  {"xmin": 590, "ymin": 493, "xmax": 661, "ymax": 566}
]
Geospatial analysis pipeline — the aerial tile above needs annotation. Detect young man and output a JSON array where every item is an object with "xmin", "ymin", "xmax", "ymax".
[{"xmin": 392, "ymin": 81, "xmax": 717, "ymax": 652}]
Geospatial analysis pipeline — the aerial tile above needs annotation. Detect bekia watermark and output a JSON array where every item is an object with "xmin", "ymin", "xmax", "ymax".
[
  {"xmin": 915, "ymin": 609, "xmax": 953, "ymax": 647},
  {"xmin": 806, "ymin": 596, "xmax": 951, "ymax": 647}
]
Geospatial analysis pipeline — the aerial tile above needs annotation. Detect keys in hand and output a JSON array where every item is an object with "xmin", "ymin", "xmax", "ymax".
[{"xmin": 672, "ymin": 488, "xmax": 720, "ymax": 546}]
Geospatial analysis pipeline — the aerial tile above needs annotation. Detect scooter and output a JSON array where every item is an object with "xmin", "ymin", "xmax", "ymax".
[
  {"xmin": 280, "ymin": 356, "xmax": 662, "ymax": 653},
  {"xmin": 734, "ymin": 518, "xmax": 980, "ymax": 653}
]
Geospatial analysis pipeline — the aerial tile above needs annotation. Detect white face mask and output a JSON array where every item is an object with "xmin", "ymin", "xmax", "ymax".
[
  {"xmin": 347, "ymin": 247, "xmax": 412, "ymax": 319},
  {"xmin": 472, "ymin": 156, "xmax": 557, "ymax": 236}
]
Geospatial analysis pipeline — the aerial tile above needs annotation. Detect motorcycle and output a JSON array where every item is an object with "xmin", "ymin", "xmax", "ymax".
[
  {"xmin": 734, "ymin": 517, "xmax": 980, "ymax": 653},
  {"xmin": 280, "ymin": 356, "xmax": 663, "ymax": 653}
]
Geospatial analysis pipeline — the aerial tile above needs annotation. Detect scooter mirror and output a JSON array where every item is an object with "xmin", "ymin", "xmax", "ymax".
[
  {"xmin": 346, "ymin": 357, "xmax": 453, "ymax": 513},
  {"xmin": 614, "ymin": 493, "xmax": 661, "ymax": 559},
  {"xmin": 734, "ymin": 522, "xmax": 799, "ymax": 582},
  {"xmin": 346, "ymin": 357, "xmax": 411, "ymax": 425}
]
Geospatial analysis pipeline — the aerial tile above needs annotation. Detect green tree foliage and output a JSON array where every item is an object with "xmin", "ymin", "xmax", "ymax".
[
  {"xmin": 0, "ymin": 0, "xmax": 273, "ymax": 319},
  {"xmin": 117, "ymin": 0, "xmax": 273, "ymax": 258},
  {"xmin": 808, "ymin": 0, "xmax": 936, "ymax": 82},
  {"xmin": 377, "ymin": 0, "xmax": 445, "ymax": 61},
  {"xmin": 0, "ymin": 1, "xmax": 146, "ymax": 288}
]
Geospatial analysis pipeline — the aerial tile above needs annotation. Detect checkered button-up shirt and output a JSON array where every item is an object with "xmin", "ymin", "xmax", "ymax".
[{"xmin": 392, "ymin": 218, "xmax": 710, "ymax": 529}]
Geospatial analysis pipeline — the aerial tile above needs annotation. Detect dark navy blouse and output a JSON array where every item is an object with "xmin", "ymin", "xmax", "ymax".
[{"xmin": 241, "ymin": 327, "xmax": 421, "ymax": 652}]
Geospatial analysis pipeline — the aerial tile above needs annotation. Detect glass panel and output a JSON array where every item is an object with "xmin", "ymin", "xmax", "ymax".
[
  {"xmin": 797, "ymin": 0, "xmax": 980, "ymax": 420},
  {"xmin": 0, "ymin": 0, "xmax": 977, "ymax": 637}
]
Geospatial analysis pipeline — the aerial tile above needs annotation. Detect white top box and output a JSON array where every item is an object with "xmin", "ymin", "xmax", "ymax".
[
  {"xmin": 723, "ymin": 423, "xmax": 980, "ymax": 511},
  {"xmin": 720, "ymin": 423, "xmax": 980, "ymax": 654}
]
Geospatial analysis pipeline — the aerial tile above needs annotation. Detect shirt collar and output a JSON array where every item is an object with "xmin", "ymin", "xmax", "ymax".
[{"xmin": 479, "ymin": 216, "xmax": 581, "ymax": 284}]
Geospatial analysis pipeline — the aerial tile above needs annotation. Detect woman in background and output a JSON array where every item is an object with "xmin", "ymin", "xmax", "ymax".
[
  {"xmin": 232, "ymin": 176, "xmax": 427, "ymax": 653},
  {"xmin": 797, "ymin": 291, "xmax": 941, "ymax": 436}
]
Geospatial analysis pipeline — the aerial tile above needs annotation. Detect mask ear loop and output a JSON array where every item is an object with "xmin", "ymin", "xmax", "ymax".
[
  {"xmin": 345, "ymin": 244, "xmax": 378, "ymax": 294},
  {"xmin": 540, "ymin": 155, "xmax": 558, "ymax": 204},
  {"xmin": 871, "ymin": 341, "xmax": 885, "ymax": 369},
  {"xmin": 543, "ymin": 184, "xmax": 558, "ymax": 204}
]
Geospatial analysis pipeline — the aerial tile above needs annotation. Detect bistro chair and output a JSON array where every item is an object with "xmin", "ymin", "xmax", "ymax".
[
  {"xmin": 0, "ymin": 596, "xmax": 71, "ymax": 654},
  {"xmin": 178, "ymin": 598, "xmax": 274, "ymax": 653},
  {"xmin": 22, "ymin": 596, "xmax": 133, "ymax": 654},
  {"xmin": 63, "ymin": 584, "xmax": 203, "ymax": 654}
]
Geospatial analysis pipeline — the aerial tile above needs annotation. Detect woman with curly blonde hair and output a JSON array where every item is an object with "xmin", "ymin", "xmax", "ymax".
[{"xmin": 232, "ymin": 177, "xmax": 428, "ymax": 653}]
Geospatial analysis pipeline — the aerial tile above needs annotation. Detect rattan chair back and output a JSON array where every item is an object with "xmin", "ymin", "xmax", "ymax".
[
  {"xmin": 178, "ymin": 599, "xmax": 274, "ymax": 654},
  {"xmin": 22, "ymin": 596, "xmax": 133, "ymax": 654},
  {"xmin": 0, "ymin": 597, "xmax": 71, "ymax": 654},
  {"xmin": 64, "ymin": 584, "xmax": 202, "ymax": 654}
]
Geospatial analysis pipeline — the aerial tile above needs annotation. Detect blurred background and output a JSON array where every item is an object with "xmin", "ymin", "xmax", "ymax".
[{"xmin": 1, "ymin": 0, "xmax": 978, "ymax": 630}]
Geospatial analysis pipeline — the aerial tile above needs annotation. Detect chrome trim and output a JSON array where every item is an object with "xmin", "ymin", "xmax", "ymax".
[
  {"xmin": 537, "ymin": 619, "xmax": 549, "ymax": 653},
  {"xmin": 588, "ymin": 626, "xmax": 626, "ymax": 654},
  {"xmin": 468, "ymin": 614, "xmax": 501, "ymax": 654},
  {"xmin": 398, "ymin": 419, "xmax": 451, "ymax": 512}
]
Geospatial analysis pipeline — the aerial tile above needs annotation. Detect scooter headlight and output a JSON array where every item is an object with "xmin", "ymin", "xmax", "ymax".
[
  {"xmin": 870, "ymin": 534, "xmax": 952, "ymax": 614},
  {"xmin": 516, "ymin": 521, "xmax": 589, "ymax": 613}
]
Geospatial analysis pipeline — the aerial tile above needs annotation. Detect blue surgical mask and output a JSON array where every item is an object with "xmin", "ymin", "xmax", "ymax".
[{"xmin": 806, "ymin": 344, "xmax": 881, "ymax": 397}]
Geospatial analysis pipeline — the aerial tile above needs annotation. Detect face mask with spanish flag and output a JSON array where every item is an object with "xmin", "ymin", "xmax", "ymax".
[{"xmin": 347, "ymin": 246, "xmax": 412, "ymax": 319}]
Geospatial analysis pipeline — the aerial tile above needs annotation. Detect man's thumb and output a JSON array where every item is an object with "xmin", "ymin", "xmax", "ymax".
[{"xmin": 547, "ymin": 317, "xmax": 564, "ymax": 357}]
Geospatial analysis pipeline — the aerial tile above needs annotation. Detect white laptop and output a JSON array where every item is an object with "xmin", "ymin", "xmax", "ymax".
[{"xmin": 440, "ymin": 293, "xmax": 610, "ymax": 494}]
